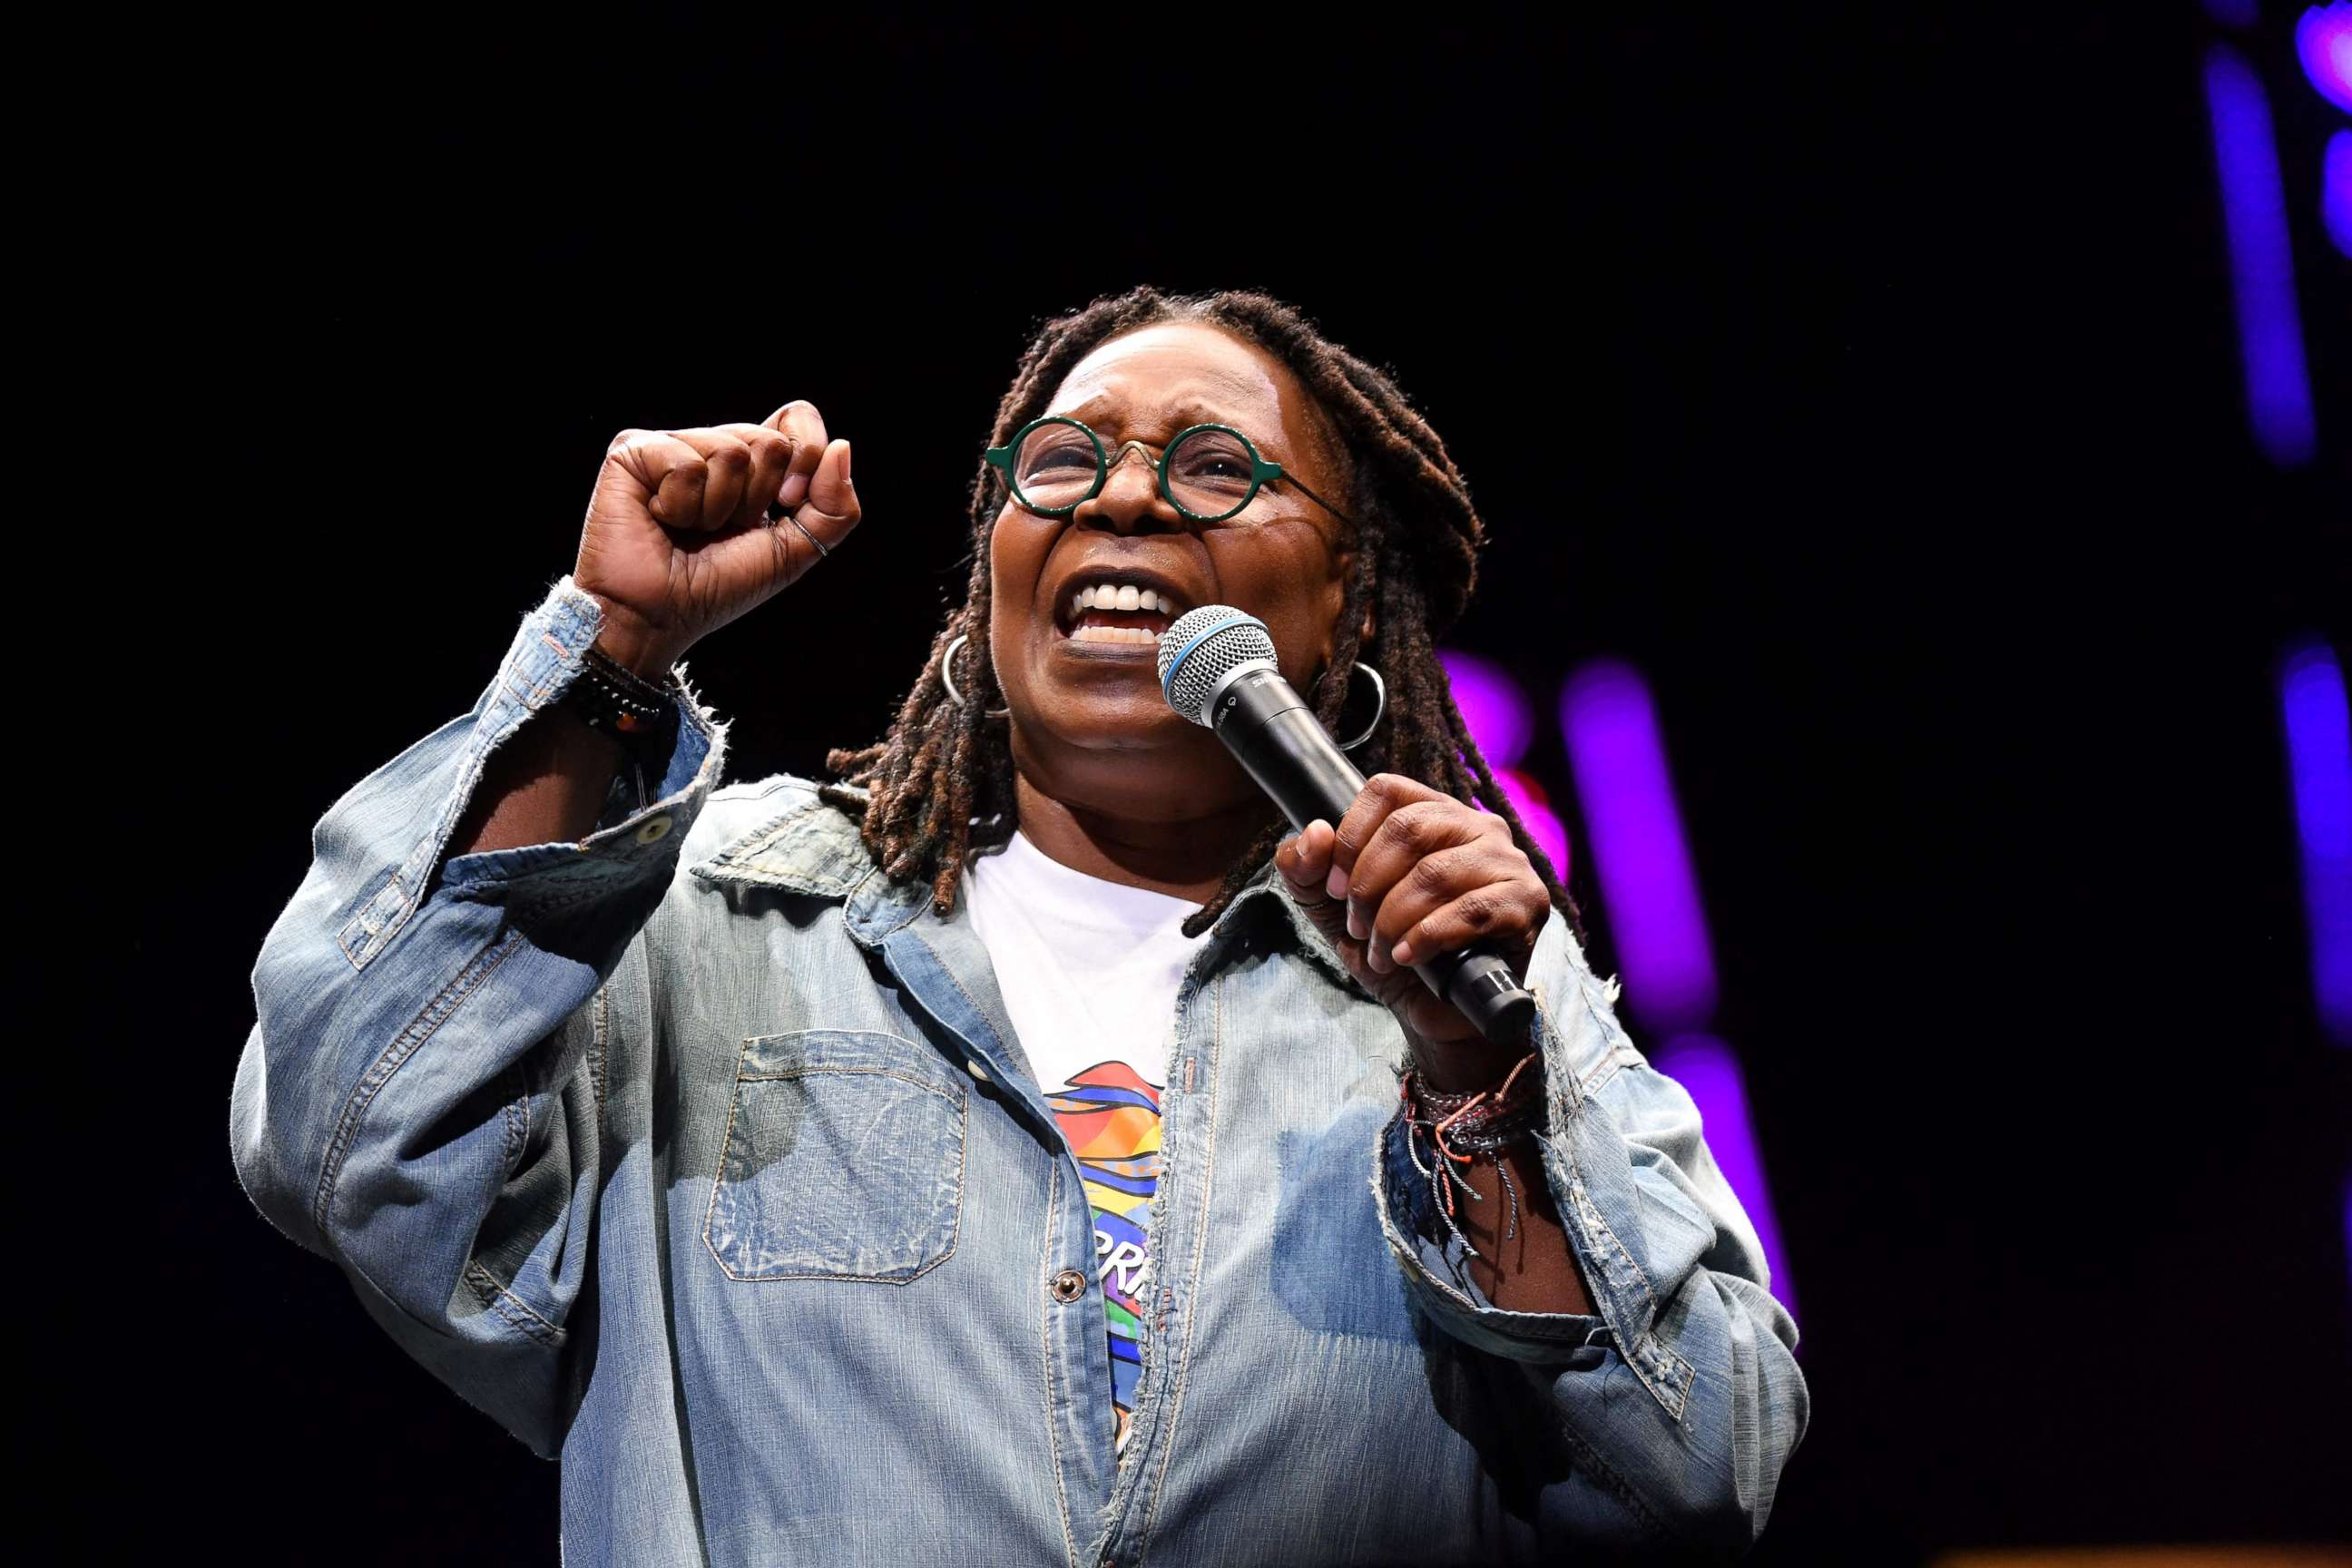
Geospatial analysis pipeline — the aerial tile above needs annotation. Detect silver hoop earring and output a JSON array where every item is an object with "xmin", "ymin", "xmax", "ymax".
[
  {"xmin": 1335, "ymin": 661, "xmax": 1387, "ymax": 750},
  {"xmin": 941, "ymin": 633, "xmax": 1011, "ymax": 718}
]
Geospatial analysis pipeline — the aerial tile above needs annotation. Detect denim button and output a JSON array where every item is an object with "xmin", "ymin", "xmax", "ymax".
[
  {"xmin": 965, "ymin": 1059, "xmax": 990, "ymax": 1083},
  {"xmin": 634, "ymin": 815, "xmax": 672, "ymax": 845},
  {"xmin": 1050, "ymin": 1269, "xmax": 1087, "ymax": 1303}
]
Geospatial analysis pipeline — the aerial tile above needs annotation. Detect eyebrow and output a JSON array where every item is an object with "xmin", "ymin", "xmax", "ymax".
[{"xmin": 1054, "ymin": 397, "xmax": 1252, "ymax": 440}]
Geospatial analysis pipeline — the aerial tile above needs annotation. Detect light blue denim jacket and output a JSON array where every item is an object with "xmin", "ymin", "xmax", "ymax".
[{"xmin": 230, "ymin": 577, "xmax": 1807, "ymax": 1565}]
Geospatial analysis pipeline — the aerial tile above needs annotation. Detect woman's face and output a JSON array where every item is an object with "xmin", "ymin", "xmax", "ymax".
[{"xmin": 988, "ymin": 320, "xmax": 1357, "ymax": 821}]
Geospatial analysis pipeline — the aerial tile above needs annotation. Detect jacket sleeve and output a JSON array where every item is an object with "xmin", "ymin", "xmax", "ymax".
[
  {"xmin": 1370, "ymin": 909, "xmax": 1809, "ymax": 1556},
  {"xmin": 228, "ymin": 574, "xmax": 729, "ymax": 1459}
]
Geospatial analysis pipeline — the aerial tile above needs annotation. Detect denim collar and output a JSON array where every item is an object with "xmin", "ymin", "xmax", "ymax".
[{"xmin": 687, "ymin": 783, "xmax": 1357, "ymax": 989}]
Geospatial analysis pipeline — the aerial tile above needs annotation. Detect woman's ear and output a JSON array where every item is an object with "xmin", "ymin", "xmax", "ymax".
[
  {"xmin": 1316, "ymin": 603, "xmax": 1377, "ymax": 675},
  {"xmin": 1319, "ymin": 586, "xmax": 1375, "ymax": 668}
]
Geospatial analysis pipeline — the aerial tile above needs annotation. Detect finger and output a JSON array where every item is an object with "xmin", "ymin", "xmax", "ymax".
[
  {"xmin": 1325, "ymin": 778, "xmax": 1404, "ymax": 900},
  {"xmin": 1345, "ymin": 799, "xmax": 1492, "ymax": 945},
  {"xmin": 1362, "ymin": 842, "xmax": 1505, "ymax": 972},
  {"xmin": 1327, "ymin": 773, "xmax": 1449, "ymax": 900},
  {"xmin": 761, "ymin": 400, "xmax": 831, "ymax": 510},
  {"xmin": 715, "ymin": 423, "xmax": 799, "ymax": 524},
  {"xmin": 613, "ymin": 432, "xmax": 715, "ymax": 533},
  {"xmin": 782, "ymin": 439, "xmax": 859, "ymax": 560},
  {"xmin": 670, "ymin": 427, "xmax": 756, "ymax": 531},
  {"xmin": 1389, "ymin": 877, "xmax": 1552, "ymax": 973},
  {"xmin": 1274, "ymin": 828, "xmax": 1309, "ymax": 888},
  {"xmin": 606, "ymin": 430, "xmax": 705, "ymax": 534},
  {"xmin": 1276, "ymin": 820, "xmax": 1338, "ymax": 897},
  {"xmin": 1283, "ymin": 855, "xmax": 1360, "ymax": 960}
]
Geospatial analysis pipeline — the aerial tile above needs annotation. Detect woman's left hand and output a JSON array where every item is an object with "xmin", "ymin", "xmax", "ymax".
[{"xmin": 1274, "ymin": 773, "xmax": 1553, "ymax": 1083}]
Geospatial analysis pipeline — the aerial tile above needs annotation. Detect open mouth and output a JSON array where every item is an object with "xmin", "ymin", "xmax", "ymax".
[{"xmin": 1054, "ymin": 576, "xmax": 1187, "ymax": 648}]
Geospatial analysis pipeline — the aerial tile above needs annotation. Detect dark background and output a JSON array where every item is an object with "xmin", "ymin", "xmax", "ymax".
[{"xmin": 83, "ymin": 5, "xmax": 2350, "ymax": 1562}]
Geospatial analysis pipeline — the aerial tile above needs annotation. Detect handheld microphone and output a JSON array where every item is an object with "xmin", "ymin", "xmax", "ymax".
[{"xmin": 1157, "ymin": 606, "xmax": 1537, "ymax": 1046}]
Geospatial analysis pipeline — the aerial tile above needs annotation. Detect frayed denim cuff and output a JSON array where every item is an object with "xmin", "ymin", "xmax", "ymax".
[{"xmin": 413, "ymin": 576, "xmax": 729, "ymax": 913}]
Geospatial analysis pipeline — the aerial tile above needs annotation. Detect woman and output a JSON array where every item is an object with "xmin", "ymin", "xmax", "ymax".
[{"xmin": 231, "ymin": 286, "xmax": 1807, "ymax": 1564}]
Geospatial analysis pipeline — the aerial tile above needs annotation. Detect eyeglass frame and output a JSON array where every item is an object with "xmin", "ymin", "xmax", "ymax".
[{"xmin": 984, "ymin": 415, "xmax": 1357, "ymax": 531}]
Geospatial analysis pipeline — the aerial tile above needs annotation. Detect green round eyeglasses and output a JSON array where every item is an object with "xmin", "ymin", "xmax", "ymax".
[{"xmin": 985, "ymin": 416, "xmax": 1354, "ymax": 529}]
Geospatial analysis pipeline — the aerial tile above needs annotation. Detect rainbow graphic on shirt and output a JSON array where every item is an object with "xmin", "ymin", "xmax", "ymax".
[{"xmin": 1046, "ymin": 1061, "xmax": 1162, "ymax": 1454}]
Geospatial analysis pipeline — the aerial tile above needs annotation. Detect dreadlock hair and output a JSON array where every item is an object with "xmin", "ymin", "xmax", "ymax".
[{"xmin": 821, "ymin": 286, "xmax": 1586, "ymax": 948}]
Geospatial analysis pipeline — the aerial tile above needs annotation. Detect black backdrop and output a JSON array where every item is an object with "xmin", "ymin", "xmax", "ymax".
[{"xmin": 88, "ymin": 7, "xmax": 2350, "ymax": 1562}]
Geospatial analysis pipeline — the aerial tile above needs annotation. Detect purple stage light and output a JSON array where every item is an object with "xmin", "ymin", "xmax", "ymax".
[
  {"xmin": 1438, "ymin": 649, "xmax": 1534, "ymax": 770},
  {"xmin": 1558, "ymin": 660, "xmax": 1719, "ymax": 1032},
  {"xmin": 1494, "ymin": 767, "xmax": 1573, "ymax": 882},
  {"xmin": 1650, "ymin": 1034, "xmax": 1796, "ymax": 1318},
  {"xmin": 2204, "ymin": 44, "xmax": 2318, "ymax": 467},
  {"xmin": 2279, "ymin": 639, "xmax": 2352, "ymax": 1047},
  {"xmin": 2327, "ymin": 131, "xmax": 2351, "ymax": 258},
  {"xmin": 2298, "ymin": 3, "xmax": 2352, "ymax": 112}
]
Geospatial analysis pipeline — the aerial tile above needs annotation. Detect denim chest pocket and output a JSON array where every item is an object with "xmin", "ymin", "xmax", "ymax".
[{"xmin": 702, "ymin": 1029, "xmax": 968, "ymax": 1284}]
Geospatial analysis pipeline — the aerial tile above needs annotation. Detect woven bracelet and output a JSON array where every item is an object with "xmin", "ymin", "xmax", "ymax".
[
  {"xmin": 1398, "ymin": 1050, "xmax": 1546, "ymax": 1263},
  {"xmin": 1402, "ymin": 1049, "xmax": 1543, "ymax": 1124}
]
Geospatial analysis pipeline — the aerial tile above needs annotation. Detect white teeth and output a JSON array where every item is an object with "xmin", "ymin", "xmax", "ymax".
[
  {"xmin": 1070, "ymin": 624, "xmax": 1157, "ymax": 644},
  {"xmin": 1062, "ymin": 581, "xmax": 1185, "ymax": 626}
]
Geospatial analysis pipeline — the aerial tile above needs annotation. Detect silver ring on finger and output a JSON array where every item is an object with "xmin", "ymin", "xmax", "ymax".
[{"xmin": 770, "ymin": 504, "xmax": 830, "ymax": 559}]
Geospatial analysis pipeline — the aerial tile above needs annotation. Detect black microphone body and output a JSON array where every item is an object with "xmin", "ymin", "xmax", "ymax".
[
  {"xmin": 1167, "ymin": 619, "xmax": 1538, "ymax": 1047},
  {"xmin": 1210, "ymin": 664, "xmax": 1366, "ymax": 829}
]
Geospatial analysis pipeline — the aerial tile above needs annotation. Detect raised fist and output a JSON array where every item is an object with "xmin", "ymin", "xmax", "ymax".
[{"xmin": 573, "ymin": 400, "xmax": 859, "ymax": 678}]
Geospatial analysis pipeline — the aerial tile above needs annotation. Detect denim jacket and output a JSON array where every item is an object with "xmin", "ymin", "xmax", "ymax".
[{"xmin": 230, "ymin": 576, "xmax": 1807, "ymax": 1566}]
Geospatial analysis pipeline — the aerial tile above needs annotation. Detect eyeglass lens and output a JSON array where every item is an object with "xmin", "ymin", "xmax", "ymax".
[{"xmin": 1011, "ymin": 422, "xmax": 1258, "ymax": 519}]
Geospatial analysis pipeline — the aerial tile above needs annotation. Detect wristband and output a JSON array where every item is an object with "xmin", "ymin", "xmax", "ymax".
[
  {"xmin": 561, "ymin": 644, "xmax": 680, "ymax": 818},
  {"xmin": 1399, "ymin": 1050, "xmax": 1544, "ymax": 1265},
  {"xmin": 564, "ymin": 644, "xmax": 677, "ymax": 748}
]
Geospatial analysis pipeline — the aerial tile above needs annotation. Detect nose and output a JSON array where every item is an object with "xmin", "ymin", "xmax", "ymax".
[{"xmin": 1073, "ymin": 440, "xmax": 1182, "ymax": 536}]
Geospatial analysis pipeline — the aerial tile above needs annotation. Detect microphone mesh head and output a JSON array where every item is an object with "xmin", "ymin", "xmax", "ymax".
[{"xmin": 1158, "ymin": 605, "xmax": 1278, "ymax": 725}]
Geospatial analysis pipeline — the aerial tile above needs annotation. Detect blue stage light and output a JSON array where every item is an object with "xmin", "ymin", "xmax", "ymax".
[
  {"xmin": 2280, "ymin": 638, "xmax": 2352, "ymax": 1047},
  {"xmin": 2204, "ymin": 45, "xmax": 2318, "ymax": 466}
]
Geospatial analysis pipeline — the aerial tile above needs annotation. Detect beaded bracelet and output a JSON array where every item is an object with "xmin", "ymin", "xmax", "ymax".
[
  {"xmin": 1399, "ymin": 1050, "xmax": 1544, "ymax": 1265},
  {"xmin": 570, "ymin": 644, "xmax": 675, "ymax": 740},
  {"xmin": 561, "ymin": 644, "xmax": 680, "ymax": 818}
]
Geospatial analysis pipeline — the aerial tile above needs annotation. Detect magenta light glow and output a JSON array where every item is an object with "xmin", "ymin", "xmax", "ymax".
[
  {"xmin": 1494, "ymin": 767, "xmax": 1572, "ymax": 883},
  {"xmin": 2280, "ymin": 638, "xmax": 2352, "ymax": 1047},
  {"xmin": 1650, "ymin": 1034, "xmax": 1796, "ymax": 1317},
  {"xmin": 2298, "ymin": 3, "xmax": 2352, "ymax": 111},
  {"xmin": 1558, "ymin": 660, "xmax": 1719, "ymax": 1032},
  {"xmin": 1438, "ymin": 649, "xmax": 1534, "ymax": 769},
  {"xmin": 2205, "ymin": 44, "xmax": 2318, "ymax": 467}
]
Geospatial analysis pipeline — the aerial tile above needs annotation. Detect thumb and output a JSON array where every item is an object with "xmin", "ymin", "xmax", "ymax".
[
  {"xmin": 1289, "ymin": 884, "xmax": 1352, "ymax": 950},
  {"xmin": 784, "ymin": 439, "xmax": 860, "ymax": 554},
  {"xmin": 1274, "ymin": 824, "xmax": 1352, "ymax": 943}
]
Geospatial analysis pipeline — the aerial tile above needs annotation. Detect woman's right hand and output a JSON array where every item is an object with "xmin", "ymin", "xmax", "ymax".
[{"xmin": 573, "ymin": 401, "xmax": 859, "ymax": 679}]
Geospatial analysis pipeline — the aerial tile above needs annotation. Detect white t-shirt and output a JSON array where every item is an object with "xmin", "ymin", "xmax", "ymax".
[{"xmin": 961, "ymin": 828, "xmax": 1210, "ymax": 1455}]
